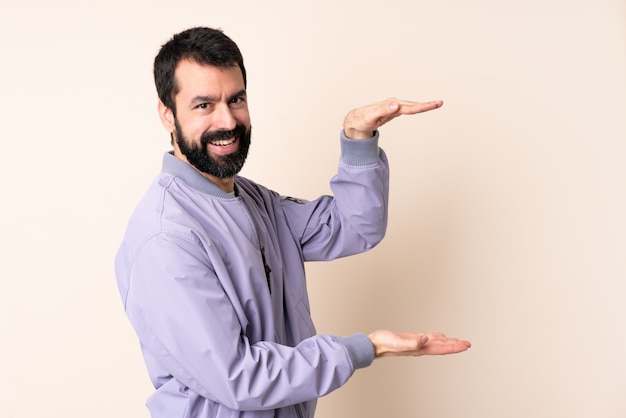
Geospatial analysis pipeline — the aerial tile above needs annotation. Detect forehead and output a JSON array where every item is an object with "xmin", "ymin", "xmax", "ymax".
[{"xmin": 174, "ymin": 59, "xmax": 245, "ymax": 100}]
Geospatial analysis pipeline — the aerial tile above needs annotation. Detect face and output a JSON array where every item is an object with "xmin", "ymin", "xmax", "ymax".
[{"xmin": 162, "ymin": 59, "xmax": 251, "ymax": 179}]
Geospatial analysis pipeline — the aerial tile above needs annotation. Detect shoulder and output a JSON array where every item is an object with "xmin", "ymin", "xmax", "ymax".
[{"xmin": 125, "ymin": 173, "xmax": 211, "ymax": 244}]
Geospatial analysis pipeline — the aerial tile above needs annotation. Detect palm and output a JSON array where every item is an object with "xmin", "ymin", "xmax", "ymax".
[{"xmin": 368, "ymin": 330, "xmax": 471, "ymax": 358}]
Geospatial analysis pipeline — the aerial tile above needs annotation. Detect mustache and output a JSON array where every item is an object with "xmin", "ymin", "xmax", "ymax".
[{"xmin": 200, "ymin": 124, "xmax": 248, "ymax": 145}]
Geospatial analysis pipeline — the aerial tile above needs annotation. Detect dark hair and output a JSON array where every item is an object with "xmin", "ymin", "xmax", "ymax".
[{"xmin": 154, "ymin": 27, "xmax": 247, "ymax": 114}]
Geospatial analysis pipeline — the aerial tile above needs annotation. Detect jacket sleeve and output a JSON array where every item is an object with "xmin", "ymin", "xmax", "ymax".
[
  {"xmin": 281, "ymin": 130, "xmax": 390, "ymax": 261},
  {"xmin": 122, "ymin": 231, "xmax": 374, "ymax": 411}
]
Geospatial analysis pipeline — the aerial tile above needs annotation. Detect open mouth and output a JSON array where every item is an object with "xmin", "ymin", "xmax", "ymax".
[{"xmin": 208, "ymin": 137, "xmax": 237, "ymax": 147}]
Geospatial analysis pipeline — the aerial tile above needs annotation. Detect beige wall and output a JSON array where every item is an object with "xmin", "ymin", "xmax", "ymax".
[{"xmin": 1, "ymin": 1, "xmax": 624, "ymax": 417}]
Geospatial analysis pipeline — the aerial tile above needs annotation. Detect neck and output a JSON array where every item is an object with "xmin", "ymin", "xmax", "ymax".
[{"xmin": 201, "ymin": 172, "xmax": 235, "ymax": 194}]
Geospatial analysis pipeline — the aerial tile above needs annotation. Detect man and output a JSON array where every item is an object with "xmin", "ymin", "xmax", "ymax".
[{"xmin": 115, "ymin": 26, "xmax": 470, "ymax": 418}]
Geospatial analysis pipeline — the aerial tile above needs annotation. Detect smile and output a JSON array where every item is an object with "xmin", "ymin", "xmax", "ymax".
[{"xmin": 209, "ymin": 137, "xmax": 237, "ymax": 146}]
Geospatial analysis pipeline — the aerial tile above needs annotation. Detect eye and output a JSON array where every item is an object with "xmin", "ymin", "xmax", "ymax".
[
  {"xmin": 229, "ymin": 96, "xmax": 246, "ymax": 107},
  {"xmin": 197, "ymin": 103, "xmax": 208, "ymax": 109}
]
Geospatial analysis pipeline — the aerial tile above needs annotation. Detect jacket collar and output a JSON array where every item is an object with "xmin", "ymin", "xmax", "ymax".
[{"xmin": 161, "ymin": 152, "xmax": 238, "ymax": 199}]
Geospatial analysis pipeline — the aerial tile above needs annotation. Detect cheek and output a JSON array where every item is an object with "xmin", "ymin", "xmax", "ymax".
[
  {"xmin": 233, "ymin": 108, "xmax": 251, "ymax": 126},
  {"xmin": 179, "ymin": 117, "xmax": 210, "ymax": 140}
]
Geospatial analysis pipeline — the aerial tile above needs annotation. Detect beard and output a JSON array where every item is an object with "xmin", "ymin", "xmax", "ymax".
[{"xmin": 174, "ymin": 119, "xmax": 251, "ymax": 179}]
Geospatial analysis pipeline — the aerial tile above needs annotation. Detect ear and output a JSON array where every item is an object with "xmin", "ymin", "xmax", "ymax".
[{"xmin": 158, "ymin": 100, "xmax": 176, "ymax": 133}]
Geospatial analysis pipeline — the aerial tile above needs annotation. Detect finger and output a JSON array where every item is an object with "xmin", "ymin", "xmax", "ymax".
[
  {"xmin": 421, "ymin": 337, "xmax": 472, "ymax": 355},
  {"xmin": 392, "ymin": 100, "xmax": 444, "ymax": 115},
  {"xmin": 372, "ymin": 100, "xmax": 443, "ymax": 130}
]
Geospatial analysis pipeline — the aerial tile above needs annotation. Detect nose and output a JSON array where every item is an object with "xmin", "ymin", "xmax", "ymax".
[{"xmin": 212, "ymin": 103, "xmax": 237, "ymax": 131}]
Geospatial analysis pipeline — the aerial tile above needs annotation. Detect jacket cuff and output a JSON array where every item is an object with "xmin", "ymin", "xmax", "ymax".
[
  {"xmin": 335, "ymin": 333, "xmax": 375, "ymax": 370},
  {"xmin": 340, "ymin": 130, "xmax": 380, "ymax": 166}
]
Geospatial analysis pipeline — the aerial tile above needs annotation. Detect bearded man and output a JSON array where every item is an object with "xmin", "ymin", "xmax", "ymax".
[{"xmin": 115, "ymin": 26, "xmax": 470, "ymax": 418}]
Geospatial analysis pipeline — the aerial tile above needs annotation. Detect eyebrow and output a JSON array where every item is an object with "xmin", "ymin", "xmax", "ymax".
[{"xmin": 190, "ymin": 89, "xmax": 247, "ymax": 106}]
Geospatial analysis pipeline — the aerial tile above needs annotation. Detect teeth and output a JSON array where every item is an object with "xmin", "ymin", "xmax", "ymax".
[{"xmin": 210, "ymin": 138, "xmax": 236, "ymax": 146}]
